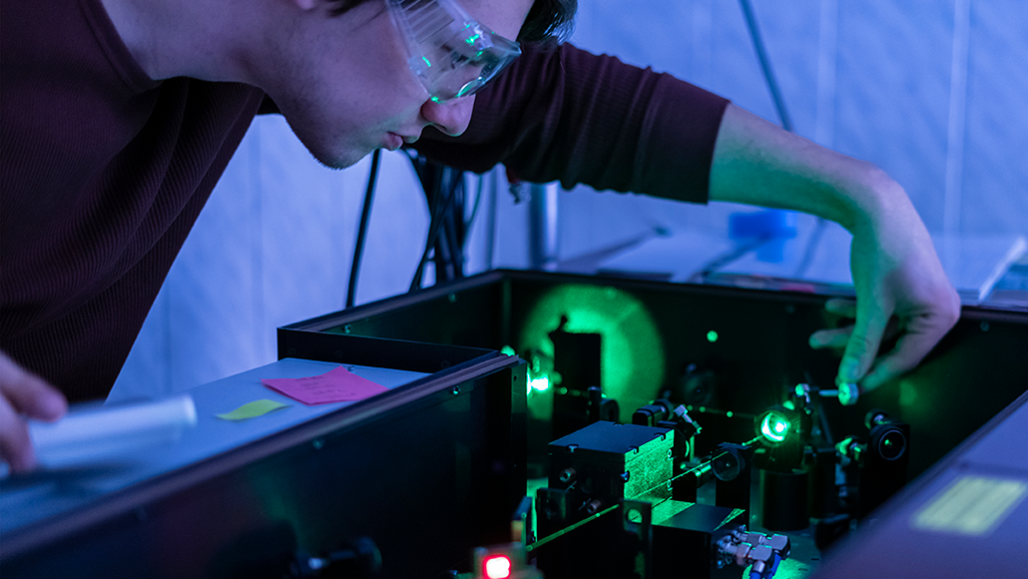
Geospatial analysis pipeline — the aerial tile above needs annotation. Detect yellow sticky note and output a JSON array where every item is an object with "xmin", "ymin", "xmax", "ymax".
[
  {"xmin": 216, "ymin": 399, "xmax": 290, "ymax": 421},
  {"xmin": 912, "ymin": 475, "xmax": 1028, "ymax": 537}
]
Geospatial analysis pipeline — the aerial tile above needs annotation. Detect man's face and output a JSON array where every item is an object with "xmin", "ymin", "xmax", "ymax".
[{"xmin": 268, "ymin": 0, "xmax": 535, "ymax": 169}]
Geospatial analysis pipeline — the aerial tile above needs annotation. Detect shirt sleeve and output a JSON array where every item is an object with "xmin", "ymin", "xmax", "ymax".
[{"xmin": 412, "ymin": 42, "xmax": 730, "ymax": 204}]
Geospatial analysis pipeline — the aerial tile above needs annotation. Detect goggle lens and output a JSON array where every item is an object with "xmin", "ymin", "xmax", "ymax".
[{"xmin": 389, "ymin": 0, "xmax": 522, "ymax": 103}]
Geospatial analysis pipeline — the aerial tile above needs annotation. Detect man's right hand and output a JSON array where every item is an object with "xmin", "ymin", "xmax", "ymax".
[
  {"xmin": 709, "ymin": 104, "xmax": 960, "ymax": 393},
  {"xmin": 1, "ymin": 351, "xmax": 67, "ymax": 472}
]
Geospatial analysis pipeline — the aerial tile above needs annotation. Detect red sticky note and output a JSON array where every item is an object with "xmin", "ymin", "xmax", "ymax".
[{"xmin": 261, "ymin": 366, "xmax": 389, "ymax": 405}]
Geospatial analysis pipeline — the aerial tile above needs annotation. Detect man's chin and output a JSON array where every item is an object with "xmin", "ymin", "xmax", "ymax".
[
  {"xmin": 290, "ymin": 128, "xmax": 374, "ymax": 170},
  {"xmin": 307, "ymin": 146, "xmax": 375, "ymax": 171}
]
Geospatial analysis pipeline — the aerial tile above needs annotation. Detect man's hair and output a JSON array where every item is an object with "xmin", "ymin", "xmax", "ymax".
[
  {"xmin": 519, "ymin": 0, "xmax": 577, "ymax": 43},
  {"xmin": 331, "ymin": 0, "xmax": 577, "ymax": 43}
]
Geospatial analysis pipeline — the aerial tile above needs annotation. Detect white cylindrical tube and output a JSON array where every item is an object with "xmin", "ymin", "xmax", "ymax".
[{"xmin": 29, "ymin": 394, "xmax": 198, "ymax": 466}]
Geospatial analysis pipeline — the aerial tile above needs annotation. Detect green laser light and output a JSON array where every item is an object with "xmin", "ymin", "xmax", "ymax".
[
  {"xmin": 706, "ymin": 330, "xmax": 718, "ymax": 343},
  {"xmin": 529, "ymin": 375, "xmax": 550, "ymax": 393},
  {"xmin": 760, "ymin": 413, "xmax": 791, "ymax": 444}
]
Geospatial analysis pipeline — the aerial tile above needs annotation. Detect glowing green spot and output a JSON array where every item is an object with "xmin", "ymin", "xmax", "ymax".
[
  {"xmin": 500, "ymin": 345, "xmax": 516, "ymax": 357},
  {"xmin": 760, "ymin": 413, "xmax": 791, "ymax": 444},
  {"xmin": 422, "ymin": 56, "xmax": 432, "ymax": 67},
  {"xmin": 783, "ymin": 400, "xmax": 796, "ymax": 411},
  {"xmin": 726, "ymin": 411, "xmax": 734, "ymax": 418},
  {"xmin": 795, "ymin": 384, "xmax": 806, "ymax": 397},
  {"xmin": 838, "ymin": 382, "xmax": 859, "ymax": 406},
  {"xmin": 530, "ymin": 375, "xmax": 550, "ymax": 393},
  {"xmin": 706, "ymin": 330, "xmax": 718, "ymax": 343},
  {"xmin": 465, "ymin": 34, "xmax": 481, "ymax": 44}
]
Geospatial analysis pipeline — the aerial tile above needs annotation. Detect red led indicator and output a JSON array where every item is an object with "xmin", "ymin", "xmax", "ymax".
[{"xmin": 483, "ymin": 555, "xmax": 512, "ymax": 579}]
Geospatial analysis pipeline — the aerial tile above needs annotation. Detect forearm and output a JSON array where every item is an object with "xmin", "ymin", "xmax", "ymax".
[
  {"xmin": 709, "ymin": 104, "xmax": 959, "ymax": 390},
  {"xmin": 709, "ymin": 103, "xmax": 916, "ymax": 238}
]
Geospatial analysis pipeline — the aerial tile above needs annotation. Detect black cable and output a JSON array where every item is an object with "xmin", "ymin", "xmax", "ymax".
[
  {"xmin": 689, "ymin": 235, "xmax": 774, "ymax": 282},
  {"xmin": 465, "ymin": 173, "xmax": 486, "ymax": 236},
  {"xmin": 427, "ymin": 174, "xmax": 463, "ymax": 282},
  {"xmin": 346, "ymin": 149, "xmax": 381, "ymax": 309},
  {"xmin": 738, "ymin": 0, "xmax": 837, "ymax": 288},
  {"xmin": 739, "ymin": 0, "xmax": 795, "ymax": 132},
  {"xmin": 440, "ymin": 175, "xmax": 465, "ymax": 279},
  {"xmin": 410, "ymin": 173, "xmax": 462, "ymax": 292},
  {"xmin": 401, "ymin": 152, "xmax": 473, "ymax": 292}
]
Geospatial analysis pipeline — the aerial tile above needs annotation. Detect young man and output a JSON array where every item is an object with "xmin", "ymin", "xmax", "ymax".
[{"xmin": 0, "ymin": 0, "xmax": 959, "ymax": 471}]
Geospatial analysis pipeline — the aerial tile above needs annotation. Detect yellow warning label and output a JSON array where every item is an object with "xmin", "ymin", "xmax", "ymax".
[{"xmin": 911, "ymin": 475, "xmax": 1027, "ymax": 537}]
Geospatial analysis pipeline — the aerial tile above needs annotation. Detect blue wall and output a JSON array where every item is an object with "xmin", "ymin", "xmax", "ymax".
[
  {"xmin": 112, "ymin": 0, "xmax": 1028, "ymax": 401},
  {"xmin": 558, "ymin": 0, "xmax": 1027, "ymax": 260}
]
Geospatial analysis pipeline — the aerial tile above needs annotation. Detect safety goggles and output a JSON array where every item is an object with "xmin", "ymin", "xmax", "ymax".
[{"xmin": 386, "ymin": 0, "xmax": 522, "ymax": 103}]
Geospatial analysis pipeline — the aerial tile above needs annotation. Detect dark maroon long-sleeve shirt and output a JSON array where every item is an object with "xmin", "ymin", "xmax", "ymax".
[{"xmin": 1, "ymin": 0, "xmax": 728, "ymax": 401}]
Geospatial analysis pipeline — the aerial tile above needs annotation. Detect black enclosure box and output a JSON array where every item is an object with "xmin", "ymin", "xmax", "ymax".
[
  {"xmin": 2, "ymin": 344, "xmax": 526, "ymax": 579},
  {"xmin": 548, "ymin": 421, "xmax": 674, "ymax": 504},
  {"xmin": 280, "ymin": 269, "xmax": 1028, "ymax": 479}
]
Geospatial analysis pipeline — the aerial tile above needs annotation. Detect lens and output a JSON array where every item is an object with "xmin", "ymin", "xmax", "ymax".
[
  {"xmin": 388, "ymin": 0, "xmax": 520, "ymax": 103},
  {"xmin": 876, "ymin": 429, "xmax": 907, "ymax": 461},
  {"xmin": 759, "ymin": 411, "xmax": 791, "ymax": 444}
]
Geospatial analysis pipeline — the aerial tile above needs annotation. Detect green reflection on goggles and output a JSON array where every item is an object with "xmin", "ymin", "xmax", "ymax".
[{"xmin": 388, "ymin": 0, "xmax": 522, "ymax": 103}]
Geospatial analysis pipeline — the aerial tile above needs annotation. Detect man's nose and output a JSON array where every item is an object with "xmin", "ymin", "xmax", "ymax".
[{"xmin": 420, "ymin": 96, "xmax": 475, "ymax": 137}]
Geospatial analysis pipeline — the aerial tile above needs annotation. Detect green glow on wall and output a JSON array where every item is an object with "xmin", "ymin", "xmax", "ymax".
[
  {"xmin": 706, "ymin": 330, "xmax": 718, "ymax": 343},
  {"xmin": 519, "ymin": 284, "xmax": 665, "ymax": 422}
]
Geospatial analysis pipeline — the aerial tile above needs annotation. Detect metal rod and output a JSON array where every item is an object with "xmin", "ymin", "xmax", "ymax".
[{"xmin": 738, "ymin": 0, "xmax": 795, "ymax": 132}]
